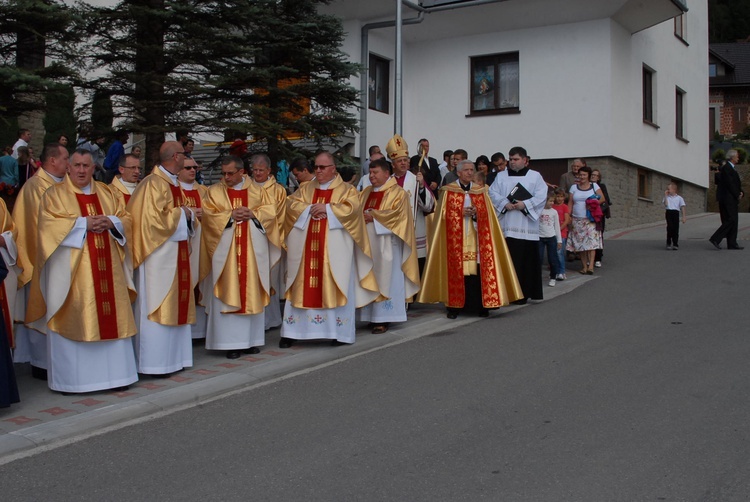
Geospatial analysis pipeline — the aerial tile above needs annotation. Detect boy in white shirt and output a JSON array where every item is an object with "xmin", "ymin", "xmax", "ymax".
[{"xmin": 662, "ymin": 183, "xmax": 687, "ymax": 250}]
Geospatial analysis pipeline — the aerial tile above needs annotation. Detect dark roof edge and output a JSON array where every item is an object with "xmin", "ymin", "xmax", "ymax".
[
  {"xmin": 709, "ymin": 48, "xmax": 737, "ymax": 69},
  {"xmin": 672, "ymin": 0, "xmax": 688, "ymax": 13}
]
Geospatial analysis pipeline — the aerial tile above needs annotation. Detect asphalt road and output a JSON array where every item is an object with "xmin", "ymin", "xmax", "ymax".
[{"xmin": 1, "ymin": 232, "xmax": 749, "ymax": 501}]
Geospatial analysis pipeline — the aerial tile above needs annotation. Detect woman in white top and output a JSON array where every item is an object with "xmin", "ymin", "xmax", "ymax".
[{"xmin": 566, "ymin": 165, "xmax": 605, "ymax": 274}]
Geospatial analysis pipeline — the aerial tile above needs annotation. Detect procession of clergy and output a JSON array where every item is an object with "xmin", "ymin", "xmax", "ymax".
[{"xmin": 1, "ymin": 134, "xmax": 549, "ymax": 396}]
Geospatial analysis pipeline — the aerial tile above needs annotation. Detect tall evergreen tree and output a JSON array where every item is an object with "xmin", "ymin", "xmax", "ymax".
[
  {"xmin": 80, "ymin": 0, "xmax": 360, "ymax": 167},
  {"xmin": 43, "ymin": 84, "xmax": 77, "ymax": 145},
  {"xmin": 0, "ymin": 0, "xmax": 79, "ymax": 131}
]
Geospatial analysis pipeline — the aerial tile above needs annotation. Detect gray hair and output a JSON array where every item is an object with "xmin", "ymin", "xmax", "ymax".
[
  {"xmin": 250, "ymin": 153, "xmax": 271, "ymax": 169},
  {"xmin": 458, "ymin": 160, "xmax": 476, "ymax": 173},
  {"xmin": 727, "ymin": 149, "xmax": 738, "ymax": 160}
]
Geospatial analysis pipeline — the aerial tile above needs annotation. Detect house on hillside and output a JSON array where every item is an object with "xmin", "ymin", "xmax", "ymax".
[
  {"xmin": 710, "ymin": 42, "xmax": 750, "ymax": 139},
  {"xmin": 321, "ymin": 0, "xmax": 708, "ymax": 229}
]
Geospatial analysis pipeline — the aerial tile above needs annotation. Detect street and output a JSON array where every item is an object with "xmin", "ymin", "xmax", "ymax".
[{"xmin": 1, "ymin": 214, "xmax": 749, "ymax": 501}]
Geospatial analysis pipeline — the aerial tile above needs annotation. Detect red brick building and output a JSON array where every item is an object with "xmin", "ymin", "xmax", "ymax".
[{"xmin": 710, "ymin": 43, "xmax": 750, "ymax": 139}]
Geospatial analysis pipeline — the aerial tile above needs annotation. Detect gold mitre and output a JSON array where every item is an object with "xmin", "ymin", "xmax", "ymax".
[{"xmin": 385, "ymin": 134, "xmax": 409, "ymax": 160}]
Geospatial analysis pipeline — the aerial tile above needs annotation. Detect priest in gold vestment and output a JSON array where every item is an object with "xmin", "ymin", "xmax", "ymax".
[
  {"xmin": 357, "ymin": 158, "xmax": 420, "ymax": 334},
  {"xmin": 0, "ymin": 198, "xmax": 27, "ymax": 351},
  {"xmin": 128, "ymin": 141, "xmax": 198, "ymax": 375},
  {"xmin": 13, "ymin": 143, "xmax": 68, "ymax": 377},
  {"xmin": 178, "ymin": 156, "xmax": 209, "ymax": 340},
  {"xmin": 279, "ymin": 152, "xmax": 380, "ymax": 348},
  {"xmin": 250, "ymin": 153, "xmax": 286, "ymax": 330},
  {"xmin": 110, "ymin": 153, "xmax": 141, "ymax": 204},
  {"xmin": 418, "ymin": 160, "xmax": 523, "ymax": 318},
  {"xmin": 202, "ymin": 156, "xmax": 282, "ymax": 358},
  {"xmin": 26, "ymin": 150, "xmax": 137, "ymax": 393}
]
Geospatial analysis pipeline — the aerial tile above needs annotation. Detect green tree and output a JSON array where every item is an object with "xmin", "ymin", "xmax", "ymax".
[
  {"xmin": 91, "ymin": 90, "xmax": 115, "ymax": 138},
  {"xmin": 0, "ymin": 0, "xmax": 79, "ymax": 129},
  {"xmin": 709, "ymin": 0, "xmax": 750, "ymax": 43},
  {"xmin": 44, "ymin": 84, "xmax": 77, "ymax": 145},
  {"xmin": 80, "ymin": 0, "xmax": 360, "ymax": 167}
]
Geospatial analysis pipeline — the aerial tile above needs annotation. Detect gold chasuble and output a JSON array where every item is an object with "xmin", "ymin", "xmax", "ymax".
[
  {"xmin": 285, "ymin": 174, "xmax": 379, "ymax": 309},
  {"xmin": 26, "ymin": 177, "xmax": 136, "ymax": 342},
  {"xmin": 418, "ymin": 183, "xmax": 523, "ymax": 308},
  {"xmin": 260, "ymin": 178, "xmax": 287, "ymax": 244},
  {"xmin": 12, "ymin": 169, "xmax": 59, "ymax": 288},
  {"xmin": 0, "ymin": 199, "xmax": 24, "ymax": 347},
  {"xmin": 359, "ymin": 178, "xmax": 420, "ymax": 301},
  {"xmin": 127, "ymin": 167, "xmax": 196, "ymax": 326},
  {"xmin": 201, "ymin": 179, "xmax": 281, "ymax": 315},
  {"xmin": 110, "ymin": 176, "xmax": 134, "ymax": 205}
]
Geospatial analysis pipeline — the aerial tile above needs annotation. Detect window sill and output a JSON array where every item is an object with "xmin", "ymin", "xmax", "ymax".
[
  {"xmin": 467, "ymin": 108, "xmax": 520, "ymax": 118},
  {"xmin": 674, "ymin": 34, "xmax": 689, "ymax": 47},
  {"xmin": 676, "ymin": 136, "xmax": 689, "ymax": 144},
  {"xmin": 637, "ymin": 197, "xmax": 654, "ymax": 203},
  {"xmin": 643, "ymin": 120, "xmax": 659, "ymax": 130},
  {"xmin": 368, "ymin": 107, "xmax": 389, "ymax": 115}
]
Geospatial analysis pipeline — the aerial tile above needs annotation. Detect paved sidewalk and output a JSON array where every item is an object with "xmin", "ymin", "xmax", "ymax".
[{"xmin": 1, "ymin": 212, "xmax": 746, "ymax": 463}]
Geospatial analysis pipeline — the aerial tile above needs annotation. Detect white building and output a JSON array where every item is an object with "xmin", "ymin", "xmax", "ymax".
[{"xmin": 321, "ymin": 0, "xmax": 708, "ymax": 229}]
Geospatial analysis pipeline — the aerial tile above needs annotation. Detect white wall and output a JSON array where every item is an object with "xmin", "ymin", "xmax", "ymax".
[{"xmin": 354, "ymin": 0, "xmax": 708, "ymax": 187}]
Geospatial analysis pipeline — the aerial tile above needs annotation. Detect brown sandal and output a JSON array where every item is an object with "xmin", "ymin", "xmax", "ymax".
[{"xmin": 371, "ymin": 324, "xmax": 388, "ymax": 334}]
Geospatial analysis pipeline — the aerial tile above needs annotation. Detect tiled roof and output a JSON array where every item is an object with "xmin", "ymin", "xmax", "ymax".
[{"xmin": 710, "ymin": 43, "xmax": 750, "ymax": 86}]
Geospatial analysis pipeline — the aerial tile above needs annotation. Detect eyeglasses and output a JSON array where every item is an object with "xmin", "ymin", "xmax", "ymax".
[
  {"xmin": 314, "ymin": 164, "xmax": 334, "ymax": 170},
  {"xmin": 183, "ymin": 165, "xmax": 197, "ymax": 170},
  {"xmin": 222, "ymin": 170, "xmax": 240, "ymax": 177}
]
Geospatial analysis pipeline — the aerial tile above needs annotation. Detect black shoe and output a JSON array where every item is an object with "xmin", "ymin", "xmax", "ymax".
[
  {"xmin": 243, "ymin": 347, "xmax": 260, "ymax": 354},
  {"xmin": 709, "ymin": 239, "xmax": 721, "ymax": 250},
  {"xmin": 279, "ymin": 337, "xmax": 295, "ymax": 349},
  {"xmin": 113, "ymin": 386, "xmax": 129, "ymax": 392},
  {"xmin": 330, "ymin": 340, "xmax": 349, "ymax": 347},
  {"xmin": 226, "ymin": 350, "xmax": 242, "ymax": 359},
  {"xmin": 512, "ymin": 298, "xmax": 528, "ymax": 305},
  {"xmin": 446, "ymin": 311, "xmax": 458, "ymax": 319},
  {"xmin": 478, "ymin": 309, "xmax": 489, "ymax": 318},
  {"xmin": 729, "ymin": 245, "xmax": 744, "ymax": 250},
  {"xmin": 31, "ymin": 365, "xmax": 48, "ymax": 381}
]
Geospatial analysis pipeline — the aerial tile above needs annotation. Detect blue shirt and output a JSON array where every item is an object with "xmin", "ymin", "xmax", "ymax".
[
  {"xmin": 0, "ymin": 155, "xmax": 19, "ymax": 186},
  {"xmin": 104, "ymin": 140, "xmax": 125, "ymax": 171}
]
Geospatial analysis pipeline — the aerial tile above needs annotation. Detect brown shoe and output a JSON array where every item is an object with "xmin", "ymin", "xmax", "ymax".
[{"xmin": 371, "ymin": 324, "xmax": 389, "ymax": 334}]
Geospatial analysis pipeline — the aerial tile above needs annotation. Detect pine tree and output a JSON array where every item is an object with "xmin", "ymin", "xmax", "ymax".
[{"xmin": 80, "ymin": 0, "xmax": 360, "ymax": 167}]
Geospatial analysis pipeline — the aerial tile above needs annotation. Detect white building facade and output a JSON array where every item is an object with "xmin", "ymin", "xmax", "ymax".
[{"xmin": 322, "ymin": 0, "xmax": 708, "ymax": 229}]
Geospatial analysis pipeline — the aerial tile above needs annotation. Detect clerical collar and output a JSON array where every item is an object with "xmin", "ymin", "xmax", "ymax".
[
  {"xmin": 179, "ymin": 181, "xmax": 195, "ymax": 190},
  {"xmin": 319, "ymin": 179, "xmax": 333, "ymax": 189},
  {"xmin": 121, "ymin": 179, "xmax": 138, "ymax": 192},
  {"xmin": 158, "ymin": 165, "xmax": 178, "ymax": 185},
  {"xmin": 253, "ymin": 178, "xmax": 269, "ymax": 186},
  {"xmin": 373, "ymin": 185, "xmax": 382, "ymax": 192},
  {"xmin": 459, "ymin": 182, "xmax": 471, "ymax": 192},
  {"xmin": 232, "ymin": 181, "xmax": 244, "ymax": 190},
  {"xmin": 44, "ymin": 170, "xmax": 64, "ymax": 183},
  {"xmin": 79, "ymin": 183, "xmax": 92, "ymax": 195},
  {"xmin": 508, "ymin": 167, "xmax": 530, "ymax": 177}
]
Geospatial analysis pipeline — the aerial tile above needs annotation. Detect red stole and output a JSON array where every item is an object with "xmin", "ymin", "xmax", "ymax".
[
  {"xmin": 183, "ymin": 189, "xmax": 202, "ymax": 209},
  {"xmin": 168, "ymin": 184, "xmax": 191, "ymax": 325},
  {"xmin": 443, "ymin": 191, "xmax": 501, "ymax": 308},
  {"xmin": 123, "ymin": 193, "xmax": 131, "ymax": 204},
  {"xmin": 75, "ymin": 193, "xmax": 120, "ymax": 340},
  {"xmin": 364, "ymin": 190, "xmax": 385, "ymax": 211},
  {"xmin": 0, "ymin": 282, "xmax": 12, "ymax": 348},
  {"xmin": 302, "ymin": 189, "xmax": 333, "ymax": 308},
  {"xmin": 228, "ymin": 188, "xmax": 249, "ymax": 312}
]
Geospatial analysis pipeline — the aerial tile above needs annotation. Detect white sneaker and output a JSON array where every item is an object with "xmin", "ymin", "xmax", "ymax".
[
  {"xmin": 548, "ymin": 279, "xmax": 556, "ymax": 287},
  {"xmin": 555, "ymin": 274, "xmax": 565, "ymax": 281},
  {"xmin": 594, "ymin": 261, "xmax": 602, "ymax": 268}
]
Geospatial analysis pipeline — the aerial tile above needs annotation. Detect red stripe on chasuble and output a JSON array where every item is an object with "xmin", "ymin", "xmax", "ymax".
[
  {"xmin": 302, "ymin": 189, "xmax": 333, "ymax": 308},
  {"xmin": 364, "ymin": 191, "xmax": 385, "ymax": 211},
  {"xmin": 123, "ymin": 193, "xmax": 131, "ymax": 204},
  {"xmin": 0, "ymin": 282, "xmax": 13, "ymax": 348},
  {"xmin": 168, "ymin": 184, "xmax": 191, "ymax": 325},
  {"xmin": 444, "ymin": 191, "xmax": 466, "ymax": 308},
  {"xmin": 228, "ymin": 189, "xmax": 249, "ymax": 312},
  {"xmin": 471, "ymin": 194, "xmax": 501, "ymax": 308},
  {"xmin": 183, "ymin": 190, "xmax": 202, "ymax": 209},
  {"xmin": 75, "ymin": 193, "xmax": 119, "ymax": 340}
]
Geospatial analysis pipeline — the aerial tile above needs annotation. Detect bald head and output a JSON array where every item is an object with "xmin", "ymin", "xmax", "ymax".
[{"xmin": 160, "ymin": 141, "xmax": 185, "ymax": 174}]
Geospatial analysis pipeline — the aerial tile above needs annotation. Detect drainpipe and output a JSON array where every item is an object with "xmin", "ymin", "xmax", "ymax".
[{"xmin": 358, "ymin": 0, "xmax": 510, "ymax": 165}]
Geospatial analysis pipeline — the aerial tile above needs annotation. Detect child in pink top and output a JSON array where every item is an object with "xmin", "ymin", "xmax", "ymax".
[{"xmin": 552, "ymin": 188, "xmax": 571, "ymax": 279}]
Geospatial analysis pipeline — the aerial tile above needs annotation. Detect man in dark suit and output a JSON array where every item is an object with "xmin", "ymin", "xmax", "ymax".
[
  {"xmin": 710, "ymin": 149, "xmax": 744, "ymax": 250},
  {"xmin": 410, "ymin": 138, "xmax": 442, "ymax": 195}
]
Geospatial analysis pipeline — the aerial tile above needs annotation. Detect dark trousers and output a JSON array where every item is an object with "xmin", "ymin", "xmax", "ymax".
[
  {"xmin": 665, "ymin": 210, "xmax": 680, "ymax": 246},
  {"xmin": 538, "ymin": 237, "xmax": 560, "ymax": 278},
  {"xmin": 446, "ymin": 267, "xmax": 488, "ymax": 316},
  {"xmin": 595, "ymin": 217, "xmax": 606, "ymax": 262},
  {"xmin": 711, "ymin": 200, "xmax": 739, "ymax": 247}
]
